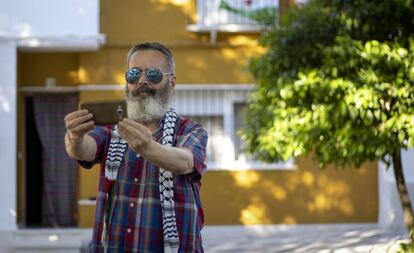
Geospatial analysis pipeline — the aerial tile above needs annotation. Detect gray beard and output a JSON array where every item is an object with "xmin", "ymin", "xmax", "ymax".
[{"xmin": 125, "ymin": 85, "xmax": 171, "ymax": 123}]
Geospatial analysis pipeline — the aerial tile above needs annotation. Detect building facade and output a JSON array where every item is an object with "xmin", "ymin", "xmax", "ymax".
[{"xmin": 0, "ymin": 0, "xmax": 410, "ymax": 251}]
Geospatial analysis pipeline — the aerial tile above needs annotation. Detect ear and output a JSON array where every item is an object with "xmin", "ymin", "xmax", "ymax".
[{"xmin": 170, "ymin": 75, "xmax": 176, "ymax": 90}]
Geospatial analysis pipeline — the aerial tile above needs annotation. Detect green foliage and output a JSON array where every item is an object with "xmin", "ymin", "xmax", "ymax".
[
  {"xmin": 242, "ymin": 0, "xmax": 414, "ymax": 168},
  {"xmin": 395, "ymin": 242, "xmax": 414, "ymax": 253}
]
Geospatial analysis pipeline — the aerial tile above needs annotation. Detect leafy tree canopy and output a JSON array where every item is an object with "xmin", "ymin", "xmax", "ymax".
[{"xmin": 242, "ymin": 0, "xmax": 414, "ymax": 168}]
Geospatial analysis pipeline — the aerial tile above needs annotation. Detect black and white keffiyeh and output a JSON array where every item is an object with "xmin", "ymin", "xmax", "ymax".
[
  {"xmin": 104, "ymin": 125, "xmax": 127, "ymax": 181},
  {"xmin": 158, "ymin": 110, "xmax": 179, "ymax": 253},
  {"xmin": 103, "ymin": 108, "xmax": 179, "ymax": 253}
]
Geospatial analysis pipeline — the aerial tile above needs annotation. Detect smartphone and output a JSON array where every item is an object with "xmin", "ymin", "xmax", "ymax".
[{"xmin": 79, "ymin": 99, "xmax": 128, "ymax": 125}]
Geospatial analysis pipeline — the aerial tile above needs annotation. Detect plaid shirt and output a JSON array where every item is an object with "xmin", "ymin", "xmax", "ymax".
[{"xmin": 79, "ymin": 116, "xmax": 208, "ymax": 253}]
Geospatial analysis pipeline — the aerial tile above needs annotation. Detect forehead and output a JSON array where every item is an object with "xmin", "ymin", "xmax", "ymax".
[{"xmin": 128, "ymin": 50, "xmax": 168, "ymax": 69}]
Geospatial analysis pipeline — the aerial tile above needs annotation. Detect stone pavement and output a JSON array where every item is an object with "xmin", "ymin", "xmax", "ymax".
[{"xmin": 202, "ymin": 224, "xmax": 409, "ymax": 253}]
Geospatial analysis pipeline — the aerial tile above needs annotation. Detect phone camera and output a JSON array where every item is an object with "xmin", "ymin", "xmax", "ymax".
[{"xmin": 117, "ymin": 106, "xmax": 123, "ymax": 119}]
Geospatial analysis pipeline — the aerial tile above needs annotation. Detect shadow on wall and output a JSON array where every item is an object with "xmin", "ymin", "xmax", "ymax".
[{"xmin": 201, "ymin": 156, "xmax": 378, "ymax": 225}]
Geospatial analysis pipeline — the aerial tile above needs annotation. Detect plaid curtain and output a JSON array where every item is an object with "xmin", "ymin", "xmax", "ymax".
[{"xmin": 33, "ymin": 94, "xmax": 78, "ymax": 226}]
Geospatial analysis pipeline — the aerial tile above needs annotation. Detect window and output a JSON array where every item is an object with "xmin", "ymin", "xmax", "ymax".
[
  {"xmin": 233, "ymin": 102, "xmax": 251, "ymax": 161},
  {"xmin": 190, "ymin": 115, "xmax": 225, "ymax": 163},
  {"xmin": 173, "ymin": 85, "xmax": 294, "ymax": 170}
]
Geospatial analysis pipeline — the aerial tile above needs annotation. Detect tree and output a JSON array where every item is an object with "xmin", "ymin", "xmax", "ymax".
[{"xmin": 241, "ymin": 0, "xmax": 414, "ymax": 240}]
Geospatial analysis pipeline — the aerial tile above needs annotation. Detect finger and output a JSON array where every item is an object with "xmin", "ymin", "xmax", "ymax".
[
  {"xmin": 117, "ymin": 126, "xmax": 136, "ymax": 145},
  {"xmin": 118, "ymin": 121, "xmax": 142, "ymax": 138},
  {"xmin": 119, "ymin": 122, "xmax": 148, "ymax": 145},
  {"xmin": 65, "ymin": 110, "xmax": 89, "ymax": 123},
  {"xmin": 122, "ymin": 118, "xmax": 141, "ymax": 128},
  {"xmin": 66, "ymin": 113, "xmax": 92, "ymax": 129},
  {"xmin": 118, "ymin": 127, "xmax": 124, "ymax": 137},
  {"xmin": 117, "ymin": 128, "xmax": 127, "ymax": 142},
  {"xmin": 70, "ymin": 121, "xmax": 95, "ymax": 135},
  {"xmin": 66, "ymin": 113, "xmax": 93, "ymax": 129},
  {"xmin": 118, "ymin": 124, "xmax": 147, "ymax": 151},
  {"xmin": 122, "ymin": 118, "xmax": 150, "ymax": 133},
  {"xmin": 117, "ymin": 122, "xmax": 128, "ymax": 140},
  {"xmin": 65, "ymin": 109, "xmax": 89, "ymax": 121}
]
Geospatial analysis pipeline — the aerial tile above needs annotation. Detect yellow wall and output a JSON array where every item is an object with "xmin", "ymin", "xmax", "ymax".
[
  {"xmin": 17, "ymin": 0, "xmax": 379, "ymax": 228},
  {"xmin": 78, "ymin": 164, "xmax": 100, "ymax": 228},
  {"xmin": 76, "ymin": 156, "xmax": 377, "ymax": 227},
  {"xmin": 100, "ymin": 0, "xmax": 193, "ymax": 44},
  {"xmin": 203, "ymin": 159, "xmax": 377, "ymax": 225},
  {"xmin": 78, "ymin": 45, "xmax": 261, "ymax": 85},
  {"xmin": 18, "ymin": 52, "xmax": 79, "ymax": 86}
]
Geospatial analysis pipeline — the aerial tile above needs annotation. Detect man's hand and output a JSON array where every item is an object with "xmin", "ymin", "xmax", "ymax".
[
  {"xmin": 118, "ymin": 118, "xmax": 154, "ymax": 154},
  {"xmin": 64, "ymin": 109, "xmax": 97, "ymax": 161},
  {"xmin": 64, "ymin": 110, "xmax": 95, "ymax": 142},
  {"xmin": 118, "ymin": 118, "xmax": 195, "ymax": 174}
]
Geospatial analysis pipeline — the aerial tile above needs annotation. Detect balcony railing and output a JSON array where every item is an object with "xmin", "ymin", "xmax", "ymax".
[{"xmin": 187, "ymin": 0, "xmax": 279, "ymax": 34}]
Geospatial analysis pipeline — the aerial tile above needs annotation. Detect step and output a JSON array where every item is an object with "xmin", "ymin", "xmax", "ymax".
[{"xmin": 14, "ymin": 229, "xmax": 85, "ymax": 253}]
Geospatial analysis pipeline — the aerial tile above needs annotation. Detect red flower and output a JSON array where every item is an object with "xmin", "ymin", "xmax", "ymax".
[{"xmin": 245, "ymin": 0, "xmax": 252, "ymax": 5}]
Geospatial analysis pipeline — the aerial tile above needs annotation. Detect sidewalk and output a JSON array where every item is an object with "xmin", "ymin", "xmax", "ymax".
[{"xmin": 202, "ymin": 224, "xmax": 408, "ymax": 253}]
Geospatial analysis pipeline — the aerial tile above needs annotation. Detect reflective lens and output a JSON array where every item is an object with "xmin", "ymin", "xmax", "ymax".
[
  {"xmin": 125, "ymin": 68, "xmax": 140, "ymax": 84},
  {"xmin": 145, "ymin": 68, "xmax": 163, "ymax": 84},
  {"xmin": 125, "ymin": 67, "xmax": 164, "ymax": 84}
]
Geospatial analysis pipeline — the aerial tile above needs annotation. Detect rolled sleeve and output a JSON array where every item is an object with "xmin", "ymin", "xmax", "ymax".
[
  {"xmin": 78, "ymin": 125, "xmax": 111, "ymax": 169},
  {"xmin": 176, "ymin": 125, "xmax": 208, "ymax": 181}
]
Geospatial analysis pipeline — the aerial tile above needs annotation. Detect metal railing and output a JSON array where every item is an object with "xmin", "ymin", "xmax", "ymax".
[{"xmin": 187, "ymin": 0, "xmax": 278, "ymax": 29}]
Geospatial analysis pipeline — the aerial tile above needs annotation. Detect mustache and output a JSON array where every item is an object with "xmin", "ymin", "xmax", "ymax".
[{"xmin": 130, "ymin": 86, "xmax": 156, "ymax": 97}]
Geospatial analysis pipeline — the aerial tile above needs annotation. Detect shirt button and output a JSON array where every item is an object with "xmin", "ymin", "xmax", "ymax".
[
  {"xmin": 130, "ymin": 202, "xmax": 135, "ymax": 208},
  {"xmin": 134, "ymin": 178, "xmax": 138, "ymax": 182},
  {"xmin": 127, "ymin": 228, "xmax": 132, "ymax": 233}
]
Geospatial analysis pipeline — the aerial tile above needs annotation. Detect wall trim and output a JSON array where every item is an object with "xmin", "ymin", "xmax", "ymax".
[
  {"xmin": 1, "ymin": 35, "xmax": 105, "ymax": 52},
  {"xmin": 206, "ymin": 159, "xmax": 296, "ymax": 171},
  {"xmin": 19, "ymin": 83, "xmax": 257, "ymax": 93},
  {"xmin": 16, "ymin": 34, "xmax": 106, "ymax": 52},
  {"xmin": 20, "ymin": 84, "xmax": 258, "ymax": 92},
  {"xmin": 78, "ymin": 84, "xmax": 257, "ymax": 91}
]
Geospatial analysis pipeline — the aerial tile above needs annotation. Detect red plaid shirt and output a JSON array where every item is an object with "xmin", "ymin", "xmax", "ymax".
[{"xmin": 79, "ymin": 116, "xmax": 208, "ymax": 252}]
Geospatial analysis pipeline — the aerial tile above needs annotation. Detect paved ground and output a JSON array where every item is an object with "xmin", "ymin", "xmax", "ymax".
[
  {"xmin": 202, "ymin": 224, "xmax": 409, "ymax": 253},
  {"xmin": 12, "ymin": 223, "xmax": 408, "ymax": 253}
]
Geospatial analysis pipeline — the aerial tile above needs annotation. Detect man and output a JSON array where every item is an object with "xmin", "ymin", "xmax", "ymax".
[{"xmin": 64, "ymin": 42, "xmax": 208, "ymax": 252}]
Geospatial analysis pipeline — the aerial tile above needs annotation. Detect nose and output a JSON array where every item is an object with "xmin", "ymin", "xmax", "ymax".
[{"xmin": 137, "ymin": 72, "xmax": 149, "ymax": 85}]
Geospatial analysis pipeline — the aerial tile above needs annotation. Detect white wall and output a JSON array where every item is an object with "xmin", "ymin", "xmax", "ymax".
[
  {"xmin": 379, "ymin": 148, "xmax": 414, "ymax": 229},
  {"xmin": 0, "ymin": 40, "xmax": 17, "ymax": 231},
  {"xmin": 0, "ymin": 0, "xmax": 103, "ymax": 50},
  {"xmin": 0, "ymin": 0, "xmax": 99, "ymax": 37},
  {"xmin": 0, "ymin": 2, "xmax": 103, "ymax": 251}
]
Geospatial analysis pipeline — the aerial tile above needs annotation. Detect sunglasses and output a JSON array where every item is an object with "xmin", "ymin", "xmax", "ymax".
[{"xmin": 125, "ymin": 67, "xmax": 173, "ymax": 85}]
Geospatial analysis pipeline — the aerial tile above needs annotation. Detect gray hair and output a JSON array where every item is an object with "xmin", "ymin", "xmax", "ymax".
[{"xmin": 127, "ymin": 42, "xmax": 175, "ymax": 74}]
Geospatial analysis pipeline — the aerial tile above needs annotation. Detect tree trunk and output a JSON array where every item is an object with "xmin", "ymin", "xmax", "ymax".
[
  {"xmin": 279, "ymin": 0, "xmax": 296, "ymax": 18},
  {"xmin": 393, "ymin": 149, "xmax": 414, "ymax": 241}
]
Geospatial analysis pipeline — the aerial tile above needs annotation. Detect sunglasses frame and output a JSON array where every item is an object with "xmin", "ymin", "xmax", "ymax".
[{"xmin": 125, "ymin": 67, "xmax": 173, "ymax": 85}]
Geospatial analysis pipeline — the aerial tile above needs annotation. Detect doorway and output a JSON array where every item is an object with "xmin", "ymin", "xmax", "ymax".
[{"xmin": 24, "ymin": 94, "xmax": 78, "ymax": 227}]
